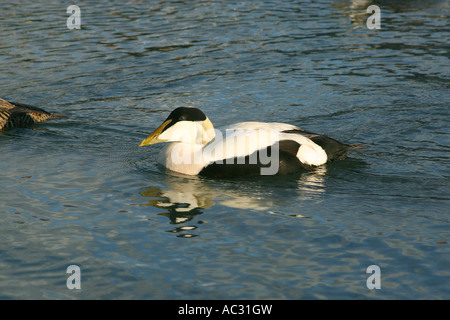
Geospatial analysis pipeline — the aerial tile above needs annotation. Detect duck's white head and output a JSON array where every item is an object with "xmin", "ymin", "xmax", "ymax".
[{"xmin": 139, "ymin": 107, "xmax": 216, "ymax": 147}]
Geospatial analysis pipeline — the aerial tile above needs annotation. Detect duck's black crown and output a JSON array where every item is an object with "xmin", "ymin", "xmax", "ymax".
[{"xmin": 166, "ymin": 107, "xmax": 207, "ymax": 123}]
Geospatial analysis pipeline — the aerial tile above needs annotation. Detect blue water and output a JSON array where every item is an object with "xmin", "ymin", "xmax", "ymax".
[{"xmin": 0, "ymin": 0, "xmax": 449, "ymax": 299}]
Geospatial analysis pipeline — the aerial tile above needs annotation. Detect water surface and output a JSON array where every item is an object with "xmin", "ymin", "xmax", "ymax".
[{"xmin": 0, "ymin": 0, "xmax": 449, "ymax": 299}]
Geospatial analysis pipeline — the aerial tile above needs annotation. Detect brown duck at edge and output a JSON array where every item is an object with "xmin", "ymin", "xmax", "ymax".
[{"xmin": 0, "ymin": 98, "xmax": 67, "ymax": 130}]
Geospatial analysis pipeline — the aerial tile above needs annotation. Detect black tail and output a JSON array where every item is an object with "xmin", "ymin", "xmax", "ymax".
[
  {"xmin": 282, "ymin": 128, "xmax": 366, "ymax": 161},
  {"xmin": 308, "ymin": 135, "xmax": 366, "ymax": 161}
]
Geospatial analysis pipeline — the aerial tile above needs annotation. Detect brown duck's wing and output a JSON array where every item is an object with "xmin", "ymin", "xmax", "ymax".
[
  {"xmin": 11, "ymin": 102, "xmax": 68, "ymax": 121},
  {"xmin": 8, "ymin": 101, "xmax": 53, "ymax": 122},
  {"xmin": 0, "ymin": 98, "xmax": 67, "ymax": 129},
  {"xmin": 7, "ymin": 109, "xmax": 38, "ymax": 128},
  {"xmin": 0, "ymin": 107, "xmax": 39, "ymax": 129}
]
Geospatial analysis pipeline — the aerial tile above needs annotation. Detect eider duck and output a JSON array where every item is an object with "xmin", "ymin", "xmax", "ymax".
[
  {"xmin": 139, "ymin": 107, "xmax": 365, "ymax": 178},
  {"xmin": 0, "ymin": 98, "xmax": 65, "ymax": 130}
]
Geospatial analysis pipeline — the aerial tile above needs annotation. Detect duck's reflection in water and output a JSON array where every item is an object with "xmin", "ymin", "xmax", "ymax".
[{"xmin": 139, "ymin": 168, "xmax": 327, "ymax": 237}]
